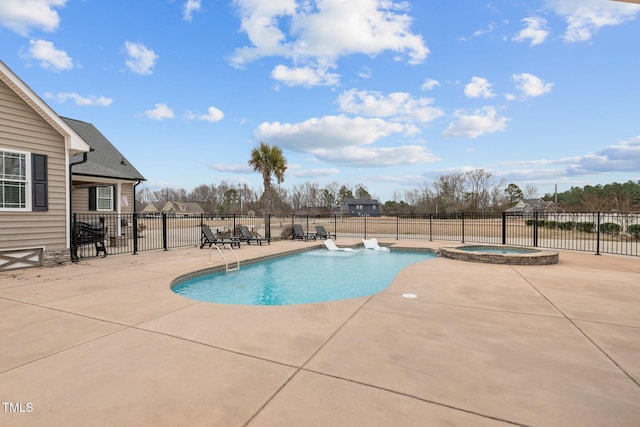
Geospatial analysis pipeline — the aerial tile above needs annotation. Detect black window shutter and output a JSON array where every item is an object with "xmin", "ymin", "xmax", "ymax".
[
  {"xmin": 112, "ymin": 185, "xmax": 117, "ymax": 211},
  {"xmin": 32, "ymin": 154, "xmax": 48, "ymax": 211},
  {"xmin": 89, "ymin": 187, "xmax": 96, "ymax": 211}
]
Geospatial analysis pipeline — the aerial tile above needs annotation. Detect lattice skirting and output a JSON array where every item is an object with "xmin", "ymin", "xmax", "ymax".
[{"xmin": 0, "ymin": 248, "xmax": 45, "ymax": 272}]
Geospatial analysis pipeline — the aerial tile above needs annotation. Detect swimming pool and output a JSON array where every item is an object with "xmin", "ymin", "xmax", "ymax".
[{"xmin": 172, "ymin": 248, "xmax": 435, "ymax": 306}]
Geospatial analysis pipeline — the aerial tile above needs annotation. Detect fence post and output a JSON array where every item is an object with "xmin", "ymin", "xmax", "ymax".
[
  {"xmin": 396, "ymin": 215, "xmax": 399, "ymax": 240},
  {"xmin": 233, "ymin": 214, "xmax": 236, "ymax": 236},
  {"xmin": 596, "ymin": 211, "xmax": 601, "ymax": 255},
  {"xmin": 364, "ymin": 214, "xmax": 367, "ymax": 239},
  {"xmin": 502, "ymin": 212, "xmax": 506, "ymax": 245},
  {"xmin": 429, "ymin": 214, "xmax": 433, "ymax": 242},
  {"xmin": 461, "ymin": 212, "xmax": 465, "ymax": 243},
  {"xmin": 133, "ymin": 212, "xmax": 138, "ymax": 255},
  {"xmin": 533, "ymin": 212, "xmax": 538, "ymax": 247},
  {"xmin": 291, "ymin": 214, "xmax": 295, "ymax": 240},
  {"xmin": 334, "ymin": 215, "xmax": 337, "ymax": 240},
  {"xmin": 162, "ymin": 213, "xmax": 168, "ymax": 251}
]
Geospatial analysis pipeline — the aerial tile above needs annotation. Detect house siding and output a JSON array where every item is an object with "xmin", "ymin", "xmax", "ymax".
[
  {"xmin": 0, "ymin": 79, "xmax": 69, "ymax": 268},
  {"xmin": 72, "ymin": 183, "xmax": 136, "ymax": 215}
]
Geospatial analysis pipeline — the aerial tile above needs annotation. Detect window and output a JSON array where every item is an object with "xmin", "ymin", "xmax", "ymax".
[
  {"xmin": 89, "ymin": 186, "xmax": 116, "ymax": 211},
  {"xmin": 1, "ymin": 150, "xmax": 48, "ymax": 211},
  {"xmin": 97, "ymin": 186, "xmax": 113, "ymax": 211},
  {"xmin": 1, "ymin": 150, "xmax": 27, "ymax": 209}
]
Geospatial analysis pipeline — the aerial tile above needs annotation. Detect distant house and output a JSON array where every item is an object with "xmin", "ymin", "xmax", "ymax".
[
  {"xmin": 0, "ymin": 61, "xmax": 145, "ymax": 271},
  {"xmin": 505, "ymin": 199, "xmax": 559, "ymax": 216},
  {"xmin": 141, "ymin": 202, "xmax": 166, "ymax": 215},
  {"xmin": 342, "ymin": 198, "xmax": 380, "ymax": 216},
  {"xmin": 142, "ymin": 201, "xmax": 204, "ymax": 217}
]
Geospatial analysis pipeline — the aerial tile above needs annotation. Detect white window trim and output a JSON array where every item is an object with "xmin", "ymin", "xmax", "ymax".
[
  {"xmin": 96, "ymin": 186, "xmax": 114, "ymax": 211},
  {"xmin": 0, "ymin": 148, "xmax": 31, "ymax": 212}
]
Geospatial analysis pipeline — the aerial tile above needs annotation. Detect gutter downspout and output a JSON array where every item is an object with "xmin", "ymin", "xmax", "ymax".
[{"xmin": 69, "ymin": 149, "xmax": 93, "ymax": 262}]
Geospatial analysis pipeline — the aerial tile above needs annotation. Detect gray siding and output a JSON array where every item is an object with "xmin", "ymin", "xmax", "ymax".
[{"xmin": 0, "ymin": 79, "xmax": 68, "ymax": 251}]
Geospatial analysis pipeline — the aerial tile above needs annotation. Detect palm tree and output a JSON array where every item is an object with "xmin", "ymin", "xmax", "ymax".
[{"xmin": 248, "ymin": 142, "xmax": 287, "ymax": 213}]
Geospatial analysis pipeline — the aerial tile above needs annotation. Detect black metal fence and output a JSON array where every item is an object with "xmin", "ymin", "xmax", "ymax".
[{"xmin": 71, "ymin": 211, "xmax": 640, "ymax": 259}]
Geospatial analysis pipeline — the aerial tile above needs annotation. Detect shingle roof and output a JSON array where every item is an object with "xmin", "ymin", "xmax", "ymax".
[
  {"xmin": 167, "ymin": 202, "xmax": 204, "ymax": 214},
  {"xmin": 64, "ymin": 117, "xmax": 145, "ymax": 181},
  {"xmin": 343, "ymin": 198, "xmax": 380, "ymax": 205}
]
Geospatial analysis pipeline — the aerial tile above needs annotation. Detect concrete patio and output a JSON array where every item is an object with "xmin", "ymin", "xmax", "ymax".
[{"xmin": 1, "ymin": 239, "xmax": 639, "ymax": 426}]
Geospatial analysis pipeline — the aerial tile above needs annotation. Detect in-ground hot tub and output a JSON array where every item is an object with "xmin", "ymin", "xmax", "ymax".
[{"xmin": 439, "ymin": 244, "xmax": 559, "ymax": 265}]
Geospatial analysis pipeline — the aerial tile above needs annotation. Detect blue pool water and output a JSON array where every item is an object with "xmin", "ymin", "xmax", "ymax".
[{"xmin": 172, "ymin": 248, "xmax": 435, "ymax": 306}]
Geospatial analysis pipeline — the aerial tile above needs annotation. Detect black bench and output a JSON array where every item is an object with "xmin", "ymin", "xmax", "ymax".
[{"xmin": 72, "ymin": 221, "xmax": 107, "ymax": 260}]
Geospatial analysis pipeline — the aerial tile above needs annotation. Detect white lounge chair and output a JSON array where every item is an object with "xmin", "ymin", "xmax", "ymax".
[
  {"xmin": 362, "ymin": 238, "xmax": 390, "ymax": 251},
  {"xmin": 324, "ymin": 239, "xmax": 356, "ymax": 252}
]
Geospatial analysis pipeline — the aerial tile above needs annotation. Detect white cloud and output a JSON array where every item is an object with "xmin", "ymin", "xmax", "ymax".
[
  {"xmin": 46, "ymin": 92, "xmax": 113, "ymax": 106},
  {"xmin": 271, "ymin": 64, "xmax": 340, "ymax": 87},
  {"xmin": 499, "ymin": 136, "xmax": 640, "ymax": 182},
  {"xmin": 211, "ymin": 163, "xmax": 253, "ymax": 173},
  {"xmin": 358, "ymin": 67, "xmax": 372, "ymax": 79},
  {"xmin": 464, "ymin": 77, "xmax": 495, "ymax": 99},
  {"xmin": 145, "ymin": 103, "xmax": 175, "ymax": 120},
  {"xmin": 24, "ymin": 39, "xmax": 73, "ymax": 71},
  {"xmin": 0, "ymin": 0, "xmax": 66, "ymax": 36},
  {"xmin": 255, "ymin": 114, "xmax": 436, "ymax": 166},
  {"xmin": 231, "ymin": 0, "xmax": 428, "ymax": 86},
  {"xmin": 458, "ymin": 23, "xmax": 497, "ymax": 42},
  {"xmin": 183, "ymin": 0, "xmax": 201, "ymax": 21},
  {"xmin": 287, "ymin": 165, "xmax": 340, "ymax": 179},
  {"xmin": 513, "ymin": 16, "xmax": 549, "ymax": 46},
  {"xmin": 421, "ymin": 78, "xmax": 440, "ymax": 91},
  {"xmin": 512, "ymin": 73, "xmax": 553, "ymax": 97},
  {"xmin": 124, "ymin": 41, "xmax": 158, "ymax": 75},
  {"xmin": 546, "ymin": 0, "xmax": 639, "ymax": 42},
  {"xmin": 566, "ymin": 136, "xmax": 640, "ymax": 175},
  {"xmin": 313, "ymin": 145, "xmax": 437, "ymax": 167},
  {"xmin": 337, "ymin": 89, "xmax": 444, "ymax": 123},
  {"xmin": 442, "ymin": 106, "xmax": 509, "ymax": 139},
  {"xmin": 187, "ymin": 106, "xmax": 224, "ymax": 122}
]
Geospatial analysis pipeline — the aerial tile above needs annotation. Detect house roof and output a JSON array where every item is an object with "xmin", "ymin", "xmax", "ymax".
[
  {"xmin": 143, "ymin": 201, "xmax": 204, "ymax": 214},
  {"xmin": 0, "ymin": 61, "xmax": 90, "ymax": 154},
  {"xmin": 343, "ymin": 198, "xmax": 380, "ymax": 205},
  {"xmin": 64, "ymin": 117, "xmax": 145, "ymax": 181},
  {"xmin": 505, "ymin": 198, "xmax": 556, "ymax": 212},
  {"xmin": 168, "ymin": 202, "xmax": 204, "ymax": 214}
]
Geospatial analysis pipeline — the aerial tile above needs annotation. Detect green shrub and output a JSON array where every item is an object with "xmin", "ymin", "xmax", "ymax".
[
  {"xmin": 599, "ymin": 222, "xmax": 621, "ymax": 235},
  {"xmin": 576, "ymin": 222, "xmax": 595, "ymax": 233},
  {"xmin": 558, "ymin": 221, "xmax": 575, "ymax": 230},
  {"xmin": 544, "ymin": 220, "xmax": 557, "ymax": 229},
  {"xmin": 525, "ymin": 219, "xmax": 535, "ymax": 226},
  {"xmin": 627, "ymin": 224, "xmax": 640, "ymax": 239}
]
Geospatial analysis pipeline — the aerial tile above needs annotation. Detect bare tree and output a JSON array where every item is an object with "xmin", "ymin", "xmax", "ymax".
[
  {"xmin": 465, "ymin": 169, "xmax": 493, "ymax": 213},
  {"xmin": 433, "ymin": 173, "xmax": 466, "ymax": 213},
  {"xmin": 524, "ymin": 184, "xmax": 539, "ymax": 199}
]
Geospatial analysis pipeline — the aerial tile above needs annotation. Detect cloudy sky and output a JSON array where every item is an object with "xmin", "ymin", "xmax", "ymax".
[{"xmin": 1, "ymin": 0, "xmax": 639, "ymax": 201}]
